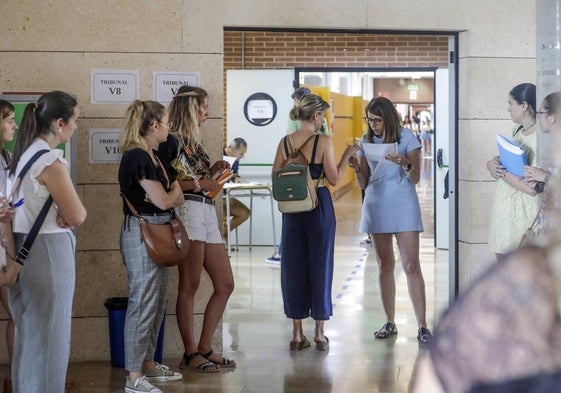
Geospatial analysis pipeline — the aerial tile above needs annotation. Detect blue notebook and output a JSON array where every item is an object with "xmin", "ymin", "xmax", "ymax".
[{"xmin": 496, "ymin": 134, "xmax": 527, "ymax": 177}]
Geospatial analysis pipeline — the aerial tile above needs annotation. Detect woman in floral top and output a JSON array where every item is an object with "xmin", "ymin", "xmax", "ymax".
[{"xmin": 159, "ymin": 86, "xmax": 236, "ymax": 373}]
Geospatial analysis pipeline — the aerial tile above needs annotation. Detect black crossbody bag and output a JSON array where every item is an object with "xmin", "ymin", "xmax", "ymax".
[{"xmin": 10, "ymin": 150, "xmax": 53, "ymax": 265}]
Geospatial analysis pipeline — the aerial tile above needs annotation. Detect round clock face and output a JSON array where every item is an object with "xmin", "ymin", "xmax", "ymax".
[{"xmin": 244, "ymin": 92, "xmax": 277, "ymax": 126}]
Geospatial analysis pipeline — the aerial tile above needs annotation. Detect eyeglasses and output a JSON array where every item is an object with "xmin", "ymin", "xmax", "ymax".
[
  {"xmin": 158, "ymin": 120, "xmax": 173, "ymax": 128},
  {"xmin": 364, "ymin": 117, "xmax": 383, "ymax": 125},
  {"xmin": 536, "ymin": 111, "xmax": 549, "ymax": 115}
]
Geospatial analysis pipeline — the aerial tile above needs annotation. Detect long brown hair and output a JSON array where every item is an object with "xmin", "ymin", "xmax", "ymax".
[
  {"xmin": 0, "ymin": 99, "xmax": 15, "ymax": 166},
  {"xmin": 8, "ymin": 91, "xmax": 77, "ymax": 176},
  {"xmin": 364, "ymin": 97, "xmax": 402, "ymax": 144}
]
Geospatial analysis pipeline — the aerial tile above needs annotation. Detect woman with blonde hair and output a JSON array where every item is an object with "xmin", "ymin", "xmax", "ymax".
[
  {"xmin": 119, "ymin": 100, "xmax": 184, "ymax": 392},
  {"xmin": 159, "ymin": 86, "xmax": 235, "ymax": 372},
  {"xmin": 272, "ymin": 94, "xmax": 358, "ymax": 350}
]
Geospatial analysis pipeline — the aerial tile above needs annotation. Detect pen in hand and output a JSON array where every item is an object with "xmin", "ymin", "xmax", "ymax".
[{"xmin": 12, "ymin": 198, "xmax": 24, "ymax": 208}]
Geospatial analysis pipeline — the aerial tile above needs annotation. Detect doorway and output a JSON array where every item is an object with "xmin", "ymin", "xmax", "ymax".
[{"xmin": 223, "ymin": 28, "xmax": 458, "ymax": 301}]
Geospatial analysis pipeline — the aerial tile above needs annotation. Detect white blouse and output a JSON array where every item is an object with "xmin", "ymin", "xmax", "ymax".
[{"xmin": 10, "ymin": 138, "xmax": 71, "ymax": 234}]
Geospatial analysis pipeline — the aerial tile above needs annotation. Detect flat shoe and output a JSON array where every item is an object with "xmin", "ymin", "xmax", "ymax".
[
  {"xmin": 315, "ymin": 337, "xmax": 329, "ymax": 351},
  {"xmin": 289, "ymin": 336, "xmax": 311, "ymax": 351}
]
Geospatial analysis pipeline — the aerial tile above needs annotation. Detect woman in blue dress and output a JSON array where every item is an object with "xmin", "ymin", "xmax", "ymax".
[
  {"xmin": 272, "ymin": 94, "xmax": 358, "ymax": 351},
  {"xmin": 349, "ymin": 97, "xmax": 431, "ymax": 344}
]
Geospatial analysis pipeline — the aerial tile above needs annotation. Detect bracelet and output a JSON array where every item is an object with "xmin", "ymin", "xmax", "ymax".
[{"xmin": 193, "ymin": 178, "xmax": 201, "ymax": 193}]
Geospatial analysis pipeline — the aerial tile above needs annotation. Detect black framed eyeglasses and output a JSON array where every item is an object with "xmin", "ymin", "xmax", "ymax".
[{"xmin": 363, "ymin": 117, "xmax": 383, "ymax": 125}]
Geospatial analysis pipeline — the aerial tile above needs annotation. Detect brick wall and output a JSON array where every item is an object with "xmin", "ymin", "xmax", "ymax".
[{"xmin": 224, "ymin": 31, "xmax": 449, "ymax": 69}]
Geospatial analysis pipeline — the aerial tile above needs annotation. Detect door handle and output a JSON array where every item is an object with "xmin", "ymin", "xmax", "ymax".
[
  {"xmin": 437, "ymin": 148, "xmax": 449, "ymax": 168},
  {"xmin": 443, "ymin": 170, "xmax": 449, "ymax": 199}
]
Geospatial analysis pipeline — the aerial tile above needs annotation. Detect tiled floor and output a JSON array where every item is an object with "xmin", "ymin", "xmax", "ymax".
[{"xmin": 4, "ymin": 157, "xmax": 449, "ymax": 393}]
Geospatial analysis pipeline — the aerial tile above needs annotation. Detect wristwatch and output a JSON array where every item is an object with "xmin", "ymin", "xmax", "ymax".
[{"xmin": 404, "ymin": 162, "xmax": 413, "ymax": 172}]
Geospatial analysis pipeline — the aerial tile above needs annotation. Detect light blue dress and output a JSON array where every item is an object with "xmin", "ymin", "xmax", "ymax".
[{"xmin": 358, "ymin": 128, "xmax": 424, "ymax": 234}]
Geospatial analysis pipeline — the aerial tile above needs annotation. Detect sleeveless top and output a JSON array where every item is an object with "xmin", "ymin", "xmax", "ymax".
[{"xmin": 282, "ymin": 134, "xmax": 324, "ymax": 180}]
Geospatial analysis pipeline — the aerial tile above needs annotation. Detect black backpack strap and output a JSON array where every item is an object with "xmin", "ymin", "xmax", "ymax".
[{"xmin": 12, "ymin": 149, "xmax": 52, "ymax": 265}]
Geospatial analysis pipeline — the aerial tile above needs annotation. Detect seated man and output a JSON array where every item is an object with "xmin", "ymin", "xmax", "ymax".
[{"xmin": 223, "ymin": 138, "xmax": 250, "ymax": 238}]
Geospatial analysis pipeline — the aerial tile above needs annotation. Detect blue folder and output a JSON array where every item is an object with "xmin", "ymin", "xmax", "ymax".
[{"xmin": 496, "ymin": 134, "xmax": 527, "ymax": 177}]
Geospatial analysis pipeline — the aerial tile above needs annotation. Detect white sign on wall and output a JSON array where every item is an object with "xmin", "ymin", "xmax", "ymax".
[
  {"xmin": 91, "ymin": 69, "xmax": 139, "ymax": 104},
  {"xmin": 153, "ymin": 72, "xmax": 201, "ymax": 103},
  {"xmin": 90, "ymin": 128, "xmax": 122, "ymax": 163}
]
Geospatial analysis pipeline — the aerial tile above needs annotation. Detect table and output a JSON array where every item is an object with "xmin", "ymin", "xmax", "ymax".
[{"xmin": 223, "ymin": 183, "xmax": 278, "ymax": 257}]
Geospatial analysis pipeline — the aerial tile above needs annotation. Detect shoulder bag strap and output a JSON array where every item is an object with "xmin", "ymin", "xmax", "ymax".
[
  {"xmin": 120, "ymin": 161, "xmax": 175, "ymax": 220},
  {"xmin": 13, "ymin": 149, "xmax": 53, "ymax": 265},
  {"xmin": 121, "ymin": 193, "xmax": 142, "ymax": 220},
  {"xmin": 9, "ymin": 150, "xmax": 50, "ymax": 203},
  {"xmin": 153, "ymin": 153, "xmax": 170, "ymax": 190}
]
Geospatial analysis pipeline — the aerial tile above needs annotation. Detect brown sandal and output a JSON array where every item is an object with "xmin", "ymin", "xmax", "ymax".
[
  {"xmin": 315, "ymin": 337, "xmax": 329, "ymax": 351},
  {"xmin": 289, "ymin": 336, "xmax": 311, "ymax": 351}
]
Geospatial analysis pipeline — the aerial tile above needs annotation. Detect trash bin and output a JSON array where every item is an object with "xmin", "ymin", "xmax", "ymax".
[{"xmin": 104, "ymin": 297, "xmax": 165, "ymax": 368}]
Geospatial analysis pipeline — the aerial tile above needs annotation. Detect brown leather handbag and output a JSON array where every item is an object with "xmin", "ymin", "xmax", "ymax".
[{"xmin": 123, "ymin": 195, "xmax": 189, "ymax": 267}]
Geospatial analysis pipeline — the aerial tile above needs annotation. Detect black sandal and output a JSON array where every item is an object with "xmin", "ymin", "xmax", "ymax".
[
  {"xmin": 202, "ymin": 349, "xmax": 237, "ymax": 368},
  {"xmin": 417, "ymin": 327, "xmax": 432, "ymax": 344},
  {"xmin": 180, "ymin": 352, "xmax": 221, "ymax": 373},
  {"xmin": 374, "ymin": 322, "xmax": 398, "ymax": 339}
]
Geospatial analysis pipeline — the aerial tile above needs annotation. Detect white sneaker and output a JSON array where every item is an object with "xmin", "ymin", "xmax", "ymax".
[
  {"xmin": 359, "ymin": 236, "xmax": 372, "ymax": 246},
  {"xmin": 145, "ymin": 362, "xmax": 182, "ymax": 382},
  {"xmin": 125, "ymin": 376, "xmax": 162, "ymax": 393}
]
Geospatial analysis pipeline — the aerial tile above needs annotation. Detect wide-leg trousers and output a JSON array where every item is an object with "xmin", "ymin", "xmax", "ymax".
[{"xmin": 9, "ymin": 232, "xmax": 76, "ymax": 393}]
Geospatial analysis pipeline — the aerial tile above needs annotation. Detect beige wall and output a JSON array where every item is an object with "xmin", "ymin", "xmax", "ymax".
[{"xmin": 0, "ymin": 0, "xmax": 536, "ymax": 362}]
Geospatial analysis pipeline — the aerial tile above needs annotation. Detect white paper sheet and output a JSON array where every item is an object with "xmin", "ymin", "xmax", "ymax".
[
  {"xmin": 362, "ymin": 142, "xmax": 398, "ymax": 178},
  {"xmin": 362, "ymin": 142, "xmax": 397, "ymax": 161},
  {"xmin": 223, "ymin": 155, "xmax": 237, "ymax": 167}
]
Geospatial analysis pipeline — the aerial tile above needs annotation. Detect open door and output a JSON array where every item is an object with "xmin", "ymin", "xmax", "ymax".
[
  {"xmin": 225, "ymin": 69, "xmax": 294, "ymax": 245},
  {"xmin": 434, "ymin": 69, "xmax": 450, "ymax": 250}
]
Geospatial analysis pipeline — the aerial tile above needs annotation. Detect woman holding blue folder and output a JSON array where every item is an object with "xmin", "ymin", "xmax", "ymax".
[{"xmin": 487, "ymin": 83, "xmax": 540, "ymax": 260}]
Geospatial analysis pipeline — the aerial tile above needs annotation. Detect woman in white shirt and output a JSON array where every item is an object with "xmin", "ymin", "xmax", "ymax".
[{"xmin": 7, "ymin": 91, "xmax": 87, "ymax": 393}]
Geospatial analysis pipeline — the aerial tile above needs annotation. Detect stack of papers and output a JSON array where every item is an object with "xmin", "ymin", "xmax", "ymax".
[{"xmin": 496, "ymin": 134, "xmax": 526, "ymax": 177}]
